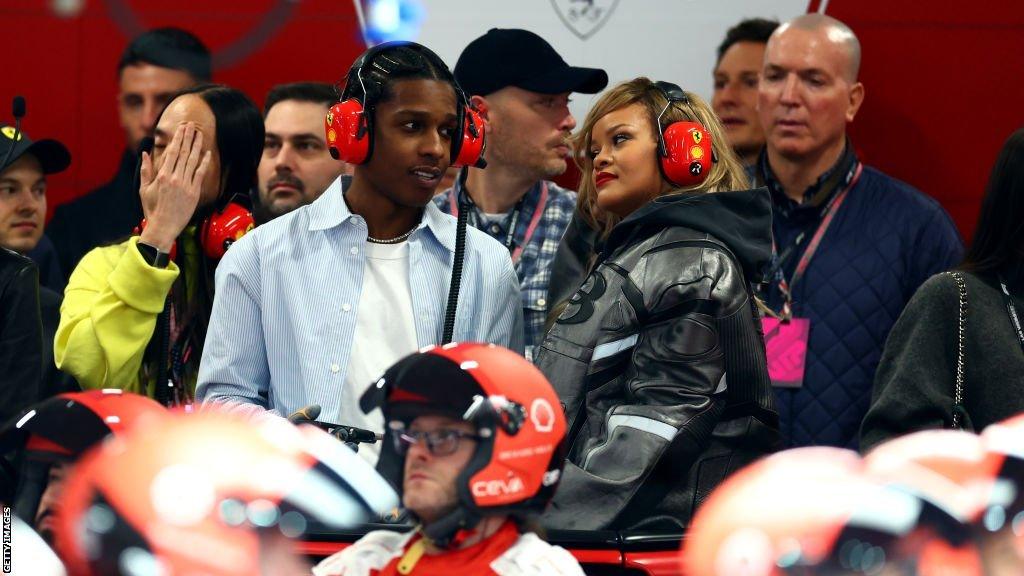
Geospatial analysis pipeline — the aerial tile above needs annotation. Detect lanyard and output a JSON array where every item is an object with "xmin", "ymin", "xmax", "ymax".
[
  {"xmin": 999, "ymin": 277, "xmax": 1024, "ymax": 355},
  {"xmin": 448, "ymin": 182, "xmax": 548, "ymax": 265},
  {"xmin": 765, "ymin": 162, "xmax": 863, "ymax": 321}
]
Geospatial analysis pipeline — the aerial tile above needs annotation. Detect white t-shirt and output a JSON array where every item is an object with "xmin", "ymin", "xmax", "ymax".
[{"xmin": 339, "ymin": 241, "xmax": 418, "ymax": 465}]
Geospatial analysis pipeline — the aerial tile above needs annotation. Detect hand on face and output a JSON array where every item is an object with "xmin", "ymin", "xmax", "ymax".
[{"xmin": 139, "ymin": 122, "xmax": 211, "ymax": 251}]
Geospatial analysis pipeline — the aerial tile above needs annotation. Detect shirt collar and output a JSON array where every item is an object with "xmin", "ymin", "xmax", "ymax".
[
  {"xmin": 308, "ymin": 175, "xmax": 457, "ymax": 253},
  {"xmin": 307, "ymin": 175, "xmax": 353, "ymax": 231},
  {"xmin": 758, "ymin": 139, "xmax": 857, "ymax": 211},
  {"xmin": 421, "ymin": 199, "xmax": 456, "ymax": 253}
]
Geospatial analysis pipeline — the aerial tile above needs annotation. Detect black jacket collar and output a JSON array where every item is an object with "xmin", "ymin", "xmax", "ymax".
[{"xmin": 602, "ymin": 187, "xmax": 773, "ymax": 284}]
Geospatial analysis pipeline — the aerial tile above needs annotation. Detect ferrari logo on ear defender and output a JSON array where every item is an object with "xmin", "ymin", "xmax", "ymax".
[
  {"xmin": 326, "ymin": 111, "xmax": 334, "ymax": 125},
  {"xmin": 691, "ymin": 130, "xmax": 702, "ymax": 144},
  {"xmin": 1, "ymin": 126, "xmax": 23, "ymax": 141}
]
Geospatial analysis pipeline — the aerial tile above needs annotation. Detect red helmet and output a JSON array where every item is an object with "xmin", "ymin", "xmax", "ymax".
[
  {"xmin": 54, "ymin": 411, "xmax": 399, "ymax": 576},
  {"xmin": 862, "ymin": 430, "xmax": 1024, "ymax": 575},
  {"xmin": 682, "ymin": 447, "xmax": 980, "ymax": 576},
  {"xmin": 983, "ymin": 413, "xmax": 1024, "ymax": 477},
  {"xmin": 0, "ymin": 390, "xmax": 168, "ymax": 519},
  {"xmin": 864, "ymin": 430, "xmax": 1011, "ymax": 524},
  {"xmin": 360, "ymin": 343, "xmax": 567, "ymax": 545},
  {"xmin": 982, "ymin": 418, "xmax": 1024, "ymax": 568},
  {"xmin": 0, "ymin": 389, "xmax": 167, "ymax": 461}
]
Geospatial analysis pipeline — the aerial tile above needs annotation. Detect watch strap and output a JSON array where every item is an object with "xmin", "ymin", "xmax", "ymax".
[{"xmin": 137, "ymin": 241, "xmax": 171, "ymax": 268}]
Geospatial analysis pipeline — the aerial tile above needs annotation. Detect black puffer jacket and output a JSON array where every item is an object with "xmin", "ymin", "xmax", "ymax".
[{"xmin": 537, "ymin": 189, "xmax": 780, "ymax": 531}]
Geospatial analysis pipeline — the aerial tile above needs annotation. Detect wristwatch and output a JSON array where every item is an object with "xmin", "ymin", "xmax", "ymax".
[{"xmin": 137, "ymin": 241, "xmax": 171, "ymax": 268}]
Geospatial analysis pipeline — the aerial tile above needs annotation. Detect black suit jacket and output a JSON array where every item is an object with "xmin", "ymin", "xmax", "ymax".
[{"xmin": 46, "ymin": 150, "xmax": 142, "ymax": 281}]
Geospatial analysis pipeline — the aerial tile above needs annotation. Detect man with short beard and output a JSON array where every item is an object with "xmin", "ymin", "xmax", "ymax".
[
  {"xmin": 434, "ymin": 29, "xmax": 607, "ymax": 360},
  {"xmin": 254, "ymin": 82, "xmax": 350, "ymax": 224}
]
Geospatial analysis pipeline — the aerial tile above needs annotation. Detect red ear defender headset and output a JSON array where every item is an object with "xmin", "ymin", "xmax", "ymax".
[
  {"xmin": 196, "ymin": 196, "xmax": 255, "ymax": 259},
  {"xmin": 132, "ymin": 136, "xmax": 255, "ymax": 261},
  {"xmin": 325, "ymin": 41, "xmax": 487, "ymax": 169},
  {"xmin": 133, "ymin": 200, "xmax": 254, "ymax": 261},
  {"xmin": 653, "ymin": 81, "xmax": 716, "ymax": 187}
]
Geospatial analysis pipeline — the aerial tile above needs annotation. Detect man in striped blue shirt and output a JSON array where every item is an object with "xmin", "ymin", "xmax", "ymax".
[{"xmin": 196, "ymin": 43, "xmax": 523, "ymax": 453}]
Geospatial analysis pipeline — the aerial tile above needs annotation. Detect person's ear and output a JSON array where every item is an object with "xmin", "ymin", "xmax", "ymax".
[
  {"xmin": 846, "ymin": 82, "xmax": 865, "ymax": 123},
  {"xmin": 470, "ymin": 95, "xmax": 489, "ymax": 123}
]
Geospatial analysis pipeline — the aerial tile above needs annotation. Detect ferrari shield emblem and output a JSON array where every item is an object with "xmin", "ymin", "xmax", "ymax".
[{"xmin": 550, "ymin": 0, "xmax": 620, "ymax": 40}]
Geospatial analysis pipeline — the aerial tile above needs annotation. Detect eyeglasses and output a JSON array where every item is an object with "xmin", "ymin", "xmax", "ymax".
[{"xmin": 393, "ymin": 428, "xmax": 480, "ymax": 457}]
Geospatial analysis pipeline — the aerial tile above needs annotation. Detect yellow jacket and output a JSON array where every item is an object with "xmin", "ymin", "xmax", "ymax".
[{"xmin": 55, "ymin": 237, "xmax": 179, "ymax": 395}]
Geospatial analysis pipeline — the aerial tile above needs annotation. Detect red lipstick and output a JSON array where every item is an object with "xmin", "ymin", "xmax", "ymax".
[{"xmin": 595, "ymin": 171, "xmax": 617, "ymax": 188}]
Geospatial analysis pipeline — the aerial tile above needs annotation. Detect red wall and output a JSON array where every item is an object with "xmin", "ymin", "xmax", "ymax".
[
  {"xmin": 0, "ymin": 0, "xmax": 365, "ymax": 218},
  {"xmin": 3, "ymin": 0, "xmax": 1023, "ymax": 243},
  {"xmin": 828, "ymin": 0, "xmax": 1024, "ymax": 242}
]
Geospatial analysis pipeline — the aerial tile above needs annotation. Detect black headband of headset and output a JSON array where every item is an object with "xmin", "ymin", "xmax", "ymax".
[
  {"xmin": 654, "ymin": 80, "xmax": 689, "ymax": 104},
  {"xmin": 340, "ymin": 41, "xmax": 467, "ymax": 108}
]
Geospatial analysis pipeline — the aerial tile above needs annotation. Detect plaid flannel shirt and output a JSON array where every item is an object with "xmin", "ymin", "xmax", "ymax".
[{"xmin": 434, "ymin": 180, "xmax": 577, "ymax": 360}]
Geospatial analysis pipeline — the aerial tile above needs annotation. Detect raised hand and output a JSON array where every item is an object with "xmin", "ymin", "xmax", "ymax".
[{"xmin": 138, "ymin": 122, "xmax": 212, "ymax": 252}]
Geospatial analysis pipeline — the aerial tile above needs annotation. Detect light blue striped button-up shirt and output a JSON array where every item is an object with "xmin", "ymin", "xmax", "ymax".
[{"xmin": 196, "ymin": 177, "xmax": 523, "ymax": 419}]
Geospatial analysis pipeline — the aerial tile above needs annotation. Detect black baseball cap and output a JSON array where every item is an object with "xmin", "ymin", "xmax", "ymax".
[
  {"xmin": 455, "ymin": 28, "xmax": 608, "ymax": 97},
  {"xmin": 0, "ymin": 125, "xmax": 71, "ymax": 175}
]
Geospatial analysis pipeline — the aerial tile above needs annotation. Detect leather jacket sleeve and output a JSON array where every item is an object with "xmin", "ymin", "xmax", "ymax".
[
  {"xmin": 546, "ymin": 244, "xmax": 749, "ymax": 529},
  {"xmin": 0, "ymin": 252, "xmax": 42, "ymax": 425}
]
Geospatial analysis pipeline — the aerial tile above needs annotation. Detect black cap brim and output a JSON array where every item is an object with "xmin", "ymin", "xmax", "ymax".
[
  {"xmin": 516, "ymin": 64, "xmax": 609, "ymax": 95},
  {"xmin": 24, "ymin": 139, "xmax": 71, "ymax": 174},
  {"xmin": 1, "ymin": 137, "xmax": 71, "ymax": 175}
]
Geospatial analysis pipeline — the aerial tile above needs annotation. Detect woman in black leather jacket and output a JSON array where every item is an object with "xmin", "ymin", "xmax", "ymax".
[{"xmin": 537, "ymin": 78, "xmax": 779, "ymax": 531}]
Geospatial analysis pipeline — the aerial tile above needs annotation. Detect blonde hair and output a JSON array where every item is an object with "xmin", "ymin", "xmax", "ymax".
[{"xmin": 573, "ymin": 77, "xmax": 748, "ymax": 238}]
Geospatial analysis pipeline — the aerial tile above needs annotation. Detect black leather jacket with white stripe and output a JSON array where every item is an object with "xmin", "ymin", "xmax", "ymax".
[{"xmin": 537, "ymin": 188, "xmax": 780, "ymax": 531}]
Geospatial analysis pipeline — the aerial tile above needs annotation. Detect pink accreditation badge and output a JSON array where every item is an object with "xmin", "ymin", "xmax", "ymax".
[{"xmin": 761, "ymin": 317, "xmax": 810, "ymax": 388}]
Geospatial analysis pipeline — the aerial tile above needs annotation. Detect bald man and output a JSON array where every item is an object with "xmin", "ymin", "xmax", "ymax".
[{"xmin": 754, "ymin": 14, "xmax": 962, "ymax": 450}]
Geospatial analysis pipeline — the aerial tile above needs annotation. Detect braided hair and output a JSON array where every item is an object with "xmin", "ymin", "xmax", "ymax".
[{"xmin": 341, "ymin": 43, "xmax": 456, "ymax": 111}]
